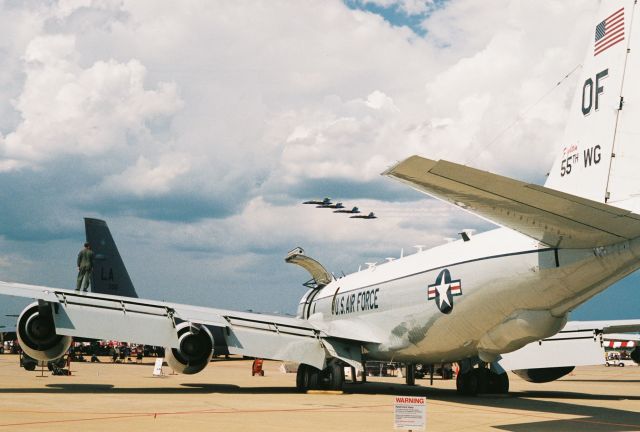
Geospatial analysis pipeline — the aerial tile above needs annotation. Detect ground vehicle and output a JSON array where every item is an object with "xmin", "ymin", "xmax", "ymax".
[{"xmin": 605, "ymin": 353, "xmax": 637, "ymax": 367}]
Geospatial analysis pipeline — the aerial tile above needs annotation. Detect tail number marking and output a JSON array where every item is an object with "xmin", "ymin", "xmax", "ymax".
[{"xmin": 582, "ymin": 69, "xmax": 609, "ymax": 116}]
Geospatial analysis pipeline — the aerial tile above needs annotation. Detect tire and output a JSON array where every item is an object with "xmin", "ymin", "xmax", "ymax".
[
  {"xmin": 488, "ymin": 371, "xmax": 509, "ymax": 394},
  {"xmin": 456, "ymin": 372, "xmax": 464, "ymax": 395},
  {"xmin": 296, "ymin": 364, "xmax": 320, "ymax": 392},
  {"xmin": 456, "ymin": 369, "xmax": 479, "ymax": 396},
  {"xmin": 327, "ymin": 363, "xmax": 344, "ymax": 390},
  {"xmin": 466, "ymin": 369, "xmax": 479, "ymax": 396},
  {"xmin": 619, "ymin": 363, "xmax": 625, "ymax": 367},
  {"xmin": 476, "ymin": 368, "xmax": 490, "ymax": 394}
]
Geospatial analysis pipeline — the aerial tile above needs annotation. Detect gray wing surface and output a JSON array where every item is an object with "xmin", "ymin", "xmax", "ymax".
[
  {"xmin": 384, "ymin": 156, "xmax": 640, "ymax": 248},
  {"xmin": 0, "ymin": 281, "xmax": 332, "ymax": 368},
  {"xmin": 498, "ymin": 319, "xmax": 640, "ymax": 371}
]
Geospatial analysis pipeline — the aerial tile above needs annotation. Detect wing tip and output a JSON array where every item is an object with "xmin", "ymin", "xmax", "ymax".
[{"xmin": 381, "ymin": 155, "xmax": 438, "ymax": 179}]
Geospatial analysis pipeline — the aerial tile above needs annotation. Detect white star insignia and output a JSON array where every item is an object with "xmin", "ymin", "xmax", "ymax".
[{"xmin": 435, "ymin": 281, "xmax": 451, "ymax": 308}]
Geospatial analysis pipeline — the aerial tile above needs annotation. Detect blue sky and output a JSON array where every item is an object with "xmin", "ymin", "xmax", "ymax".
[
  {"xmin": 345, "ymin": 0, "xmax": 450, "ymax": 36},
  {"xmin": 1, "ymin": 0, "xmax": 635, "ymax": 330}
]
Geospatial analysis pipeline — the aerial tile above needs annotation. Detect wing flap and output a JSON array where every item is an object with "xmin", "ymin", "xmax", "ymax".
[
  {"xmin": 54, "ymin": 301, "xmax": 179, "ymax": 347},
  {"xmin": 384, "ymin": 156, "xmax": 640, "ymax": 248}
]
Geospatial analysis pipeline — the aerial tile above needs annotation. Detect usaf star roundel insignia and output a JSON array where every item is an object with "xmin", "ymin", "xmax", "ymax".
[{"xmin": 427, "ymin": 269, "xmax": 462, "ymax": 314}]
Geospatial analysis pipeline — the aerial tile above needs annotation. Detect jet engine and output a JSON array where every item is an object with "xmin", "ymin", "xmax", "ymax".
[
  {"xmin": 165, "ymin": 322, "xmax": 214, "ymax": 374},
  {"xmin": 17, "ymin": 302, "xmax": 72, "ymax": 362},
  {"xmin": 512, "ymin": 366, "xmax": 575, "ymax": 383}
]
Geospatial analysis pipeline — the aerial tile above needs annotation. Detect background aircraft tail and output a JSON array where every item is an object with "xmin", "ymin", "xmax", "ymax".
[
  {"xmin": 85, "ymin": 218, "xmax": 139, "ymax": 298},
  {"xmin": 545, "ymin": 0, "xmax": 640, "ymax": 212}
]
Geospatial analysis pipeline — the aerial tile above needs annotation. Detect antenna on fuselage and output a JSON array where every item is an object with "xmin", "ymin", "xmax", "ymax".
[
  {"xmin": 459, "ymin": 229, "xmax": 476, "ymax": 242},
  {"xmin": 413, "ymin": 245, "xmax": 426, "ymax": 253}
]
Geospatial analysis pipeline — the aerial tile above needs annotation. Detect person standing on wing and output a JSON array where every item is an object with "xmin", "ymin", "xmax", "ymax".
[{"xmin": 76, "ymin": 242, "xmax": 95, "ymax": 292}]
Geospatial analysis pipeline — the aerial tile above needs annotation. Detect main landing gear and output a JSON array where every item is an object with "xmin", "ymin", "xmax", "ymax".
[
  {"xmin": 456, "ymin": 365, "xmax": 509, "ymax": 396},
  {"xmin": 296, "ymin": 362, "xmax": 345, "ymax": 392}
]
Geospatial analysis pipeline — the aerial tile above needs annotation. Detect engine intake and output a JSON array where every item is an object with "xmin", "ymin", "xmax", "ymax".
[
  {"xmin": 165, "ymin": 322, "xmax": 214, "ymax": 374},
  {"xmin": 17, "ymin": 302, "xmax": 72, "ymax": 362}
]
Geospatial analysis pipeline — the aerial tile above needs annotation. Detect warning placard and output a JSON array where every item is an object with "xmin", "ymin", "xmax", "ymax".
[
  {"xmin": 394, "ymin": 396, "xmax": 426, "ymax": 431},
  {"xmin": 153, "ymin": 357, "xmax": 164, "ymax": 376}
]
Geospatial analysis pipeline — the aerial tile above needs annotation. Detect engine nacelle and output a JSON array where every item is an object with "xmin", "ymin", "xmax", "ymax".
[
  {"xmin": 165, "ymin": 322, "xmax": 214, "ymax": 374},
  {"xmin": 17, "ymin": 302, "xmax": 72, "ymax": 362},
  {"xmin": 512, "ymin": 366, "xmax": 575, "ymax": 383}
]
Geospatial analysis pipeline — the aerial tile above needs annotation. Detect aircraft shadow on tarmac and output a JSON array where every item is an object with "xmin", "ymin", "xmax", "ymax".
[
  {"xmin": 0, "ymin": 380, "xmax": 637, "ymax": 431},
  {"xmin": 344, "ymin": 381, "xmax": 640, "ymax": 432}
]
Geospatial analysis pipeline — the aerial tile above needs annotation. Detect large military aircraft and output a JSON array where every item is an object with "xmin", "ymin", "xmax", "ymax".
[{"xmin": 1, "ymin": 1, "xmax": 640, "ymax": 396}]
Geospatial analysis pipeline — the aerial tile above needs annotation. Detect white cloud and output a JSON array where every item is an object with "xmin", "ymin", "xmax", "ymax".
[
  {"xmin": 2, "ymin": 34, "xmax": 182, "ymax": 167},
  {"xmin": 101, "ymin": 153, "xmax": 191, "ymax": 196}
]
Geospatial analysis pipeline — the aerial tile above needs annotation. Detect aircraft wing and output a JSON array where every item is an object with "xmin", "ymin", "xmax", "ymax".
[
  {"xmin": 497, "ymin": 319, "xmax": 640, "ymax": 371},
  {"xmin": 384, "ymin": 155, "xmax": 640, "ymax": 248},
  {"xmin": 0, "ymin": 280, "xmax": 349, "ymax": 369}
]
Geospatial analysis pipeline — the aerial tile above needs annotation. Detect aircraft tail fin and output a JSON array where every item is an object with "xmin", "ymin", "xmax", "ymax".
[
  {"xmin": 85, "ymin": 218, "xmax": 139, "ymax": 298},
  {"xmin": 545, "ymin": 1, "xmax": 640, "ymax": 212}
]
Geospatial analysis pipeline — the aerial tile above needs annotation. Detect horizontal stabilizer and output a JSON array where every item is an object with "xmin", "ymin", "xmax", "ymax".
[{"xmin": 384, "ymin": 156, "xmax": 640, "ymax": 248}]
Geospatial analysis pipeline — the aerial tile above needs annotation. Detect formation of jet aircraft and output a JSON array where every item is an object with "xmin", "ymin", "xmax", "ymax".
[
  {"xmin": 304, "ymin": 198, "xmax": 374, "ymax": 219},
  {"xmin": 0, "ymin": 2, "xmax": 639, "ymax": 397}
]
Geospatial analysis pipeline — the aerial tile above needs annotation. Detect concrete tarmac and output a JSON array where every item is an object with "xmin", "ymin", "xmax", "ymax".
[{"xmin": 0, "ymin": 355, "xmax": 639, "ymax": 431}]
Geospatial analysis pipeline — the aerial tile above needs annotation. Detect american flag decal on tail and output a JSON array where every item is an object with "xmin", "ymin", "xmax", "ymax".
[{"xmin": 594, "ymin": 7, "xmax": 625, "ymax": 56}]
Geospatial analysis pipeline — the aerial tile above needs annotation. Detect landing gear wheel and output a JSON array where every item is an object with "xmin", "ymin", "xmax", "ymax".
[
  {"xmin": 487, "ymin": 371, "xmax": 509, "ymax": 394},
  {"xmin": 296, "ymin": 364, "xmax": 319, "ymax": 392},
  {"xmin": 326, "ymin": 363, "xmax": 345, "ymax": 390},
  {"xmin": 456, "ymin": 369, "xmax": 479, "ymax": 396},
  {"xmin": 476, "ymin": 368, "xmax": 490, "ymax": 394}
]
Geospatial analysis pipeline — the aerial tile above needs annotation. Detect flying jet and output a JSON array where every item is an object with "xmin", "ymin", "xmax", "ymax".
[
  {"xmin": 334, "ymin": 206, "xmax": 360, "ymax": 214},
  {"xmin": 303, "ymin": 198, "xmax": 331, "ymax": 205},
  {"xmin": 1, "ymin": 1, "xmax": 640, "ymax": 396},
  {"xmin": 317, "ymin": 202, "xmax": 344, "ymax": 209},
  {"xmin": 350, "ymin": 212, "xmax": 376, "ymax": 219}
]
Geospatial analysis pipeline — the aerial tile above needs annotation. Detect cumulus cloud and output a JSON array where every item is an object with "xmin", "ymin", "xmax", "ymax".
[
  {"xmin": 101, "ymin": 153, "xmax": 191, "ymax": 196},
  {"xmin": 2, "ymin": 34, "xmax": 182, "ymax": 166}
]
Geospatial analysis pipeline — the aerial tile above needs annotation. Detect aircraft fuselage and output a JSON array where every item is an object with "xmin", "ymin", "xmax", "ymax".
[{"xmin": 298, "ymin": 227, "xmax": 640, "ymax": 364}]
